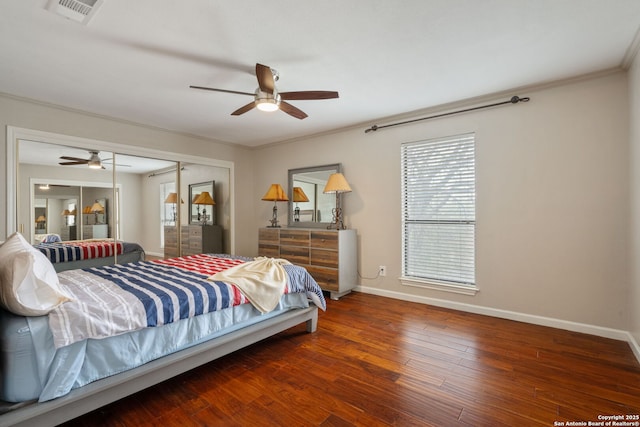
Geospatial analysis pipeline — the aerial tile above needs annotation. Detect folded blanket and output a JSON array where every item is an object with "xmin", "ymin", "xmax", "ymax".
[{"xmin": 209, "ymin": 257, "xmax": 291, "ymax": 314}]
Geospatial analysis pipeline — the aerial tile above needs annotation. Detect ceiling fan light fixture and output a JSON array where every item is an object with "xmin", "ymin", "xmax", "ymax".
[
  {"xmin": 88, "ymin": 151, "xmax": 102, "ymax": 168},
  {"xmin": 255, "ymin": 90, "xmax": 281, "ymax": 112},
  {"xmin": 256, "ymin": 99, "xmax": 280, "ymax": 112}
]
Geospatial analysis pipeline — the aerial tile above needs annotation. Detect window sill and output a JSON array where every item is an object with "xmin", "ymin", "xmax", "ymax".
[{"xmin": 400, "ymin": 277, "xmax": 479, "ymax": 296}]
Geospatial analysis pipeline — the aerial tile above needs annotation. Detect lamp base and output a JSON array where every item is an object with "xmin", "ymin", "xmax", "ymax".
[
  {"xmin": 267, "ymin": 204, "xmax": 280, "ymax": 228},
  {"xmin": 327, "ymin": 207, "xmax": 346, "ymax": 230}
]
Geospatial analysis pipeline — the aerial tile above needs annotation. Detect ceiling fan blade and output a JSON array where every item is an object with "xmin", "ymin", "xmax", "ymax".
[
  {"xmin": 59, "ymin": 161, "xmax": 88, "ymax": 165},
  {"xmin": 190, "ymin": 86, "xmax": 254, "ymax": 96},
  {"xmin": 280, "ymin": 91, "xmax": 339, "ymax": 101},
  {"xmin": 279, "ymin": 101, "xmax": 308, "ymax": 120},
  {"xmin": 256, "ymin": 63, "xmax": 275, "ymax": 94},
  {"xmin": 231, "ymin": 101, "xmax": 257, "ymax": 116},
  {"xmin": 60, "ymin": 156, "xmax": 88, "ymax": 162}
]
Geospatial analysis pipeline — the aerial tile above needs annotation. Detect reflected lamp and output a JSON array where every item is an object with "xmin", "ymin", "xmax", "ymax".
[
  {"xmin": 193, "ymin": 191, "xmax": 215, "ymax": 225},
  {"xmin": 91, "ymin": 201, "xmax": 104, "ymax": 224},
  {"xmin": 164, "ymin": 192, "xmax": 183, "ymax": 224},
  {"xmin": 292, "ymin": 187, "xmax": 309, "ymax": 222}
]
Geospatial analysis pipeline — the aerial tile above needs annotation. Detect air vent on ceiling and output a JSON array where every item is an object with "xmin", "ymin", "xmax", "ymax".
[{"xmin": 46, "ymin": 0, "xmax": 104, "ymax": 25}]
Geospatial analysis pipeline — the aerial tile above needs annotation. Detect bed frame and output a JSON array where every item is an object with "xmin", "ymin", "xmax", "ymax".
[{"xmin": 0, "ymin": 305, "xmax": 318, "ymax": 427}]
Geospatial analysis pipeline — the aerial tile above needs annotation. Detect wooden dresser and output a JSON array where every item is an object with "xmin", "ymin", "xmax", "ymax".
[
  {"xmin": 59, "ymin": 225, "xmax": 77, "ymax": 241},
  {"xmin": 164, "ymin": 224, "xmax": 223, "ymax": 258},
  {"xmin": 258, "ymin": 227, "xmax": 357, "ymax": 300}
]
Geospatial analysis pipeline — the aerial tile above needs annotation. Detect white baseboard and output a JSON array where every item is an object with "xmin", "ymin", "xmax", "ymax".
[
  {"xmin": 627, "ymin": 331, "xmax": 640, "ymax": 363},
  {"xmin": 355, "ymin": 285, "xmax": 640, "ymax": 364},
  {"xmin": 145, "ymin": 251, "xmax": 163, "ymax": 258}
]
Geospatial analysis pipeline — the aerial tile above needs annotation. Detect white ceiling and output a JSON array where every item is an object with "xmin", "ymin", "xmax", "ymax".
[{"xmin": 2, "ymin": 0, "xmax": 640, "ymax": 148}]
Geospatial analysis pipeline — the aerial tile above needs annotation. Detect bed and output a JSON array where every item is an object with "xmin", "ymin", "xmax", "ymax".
[
  {"xmin": 0, "ymin": 233, "xmax": 325, "ymax": 427},
  {"xmin": 34, "ymin": 239, "xmax": 146, "ymax": 272}
]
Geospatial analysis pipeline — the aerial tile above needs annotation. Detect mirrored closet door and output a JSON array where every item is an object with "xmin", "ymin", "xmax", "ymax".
[{"xmin": 14, "ymin": 134, "xmax": 233, "ymax": 259}]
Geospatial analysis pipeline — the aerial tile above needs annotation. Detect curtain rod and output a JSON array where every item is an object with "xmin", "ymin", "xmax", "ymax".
[
  {"xmin": 364, "ymin": 95, "xmax": 530, "ymax": 134},
  {"xmin": 148, "ymin": 166, "xmax": 185, "ymax": 178}
]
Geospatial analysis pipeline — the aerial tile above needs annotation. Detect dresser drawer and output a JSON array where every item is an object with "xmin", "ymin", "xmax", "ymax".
[
  {"xmin": 310, "ymin": 248, "xmax": 338, "ymax": 268},
  {"xmin": 164, "ymin": 233, "xmax": 177, "ymax": 246},
  {"xmin": 259, "ymin": 228, "xmax": 279, "ymax": 245},
  {"xmin": 280, "ymin": 245, "xmax": 310, "ymax": 264},
  {"xmin": 305, "ymin": 265, "xmax": 339, "ymax": 291},
  {"xmin": 310, "ymin": 231, "xmax": 338, "ymax": 250},
  {"xmin": 280, "ymin": 229, "xmax": 309, "ymax": 246},
  {"xmin": 259, "ymin": 244, "xmax": 279, "ymax": 258},
  {"xmin": 185, "ymin": 226, "xmax": 202, "ymax": 238}
]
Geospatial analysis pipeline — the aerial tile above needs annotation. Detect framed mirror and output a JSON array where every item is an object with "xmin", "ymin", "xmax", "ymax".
[
  {"xmin": 189, "ymin": 181, "xmax": 216, "ymax": 225},
  {"xmin": 287, "ymin": 163, "xmax": 341, "ymax": 228}
]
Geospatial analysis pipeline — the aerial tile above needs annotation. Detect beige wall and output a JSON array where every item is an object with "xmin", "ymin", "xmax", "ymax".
[
  {"xmin": 630, "ymin": 55, "xmax": 640, "ymax": 349},
  {"xmin": 251, "ymin": 71, "xmax": 631, "ymax": 331}
]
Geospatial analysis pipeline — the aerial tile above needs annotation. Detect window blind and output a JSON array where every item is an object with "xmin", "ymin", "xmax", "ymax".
[{"xmin": 401, "ymin": 133, "xmax": 476, "ymax": 286}]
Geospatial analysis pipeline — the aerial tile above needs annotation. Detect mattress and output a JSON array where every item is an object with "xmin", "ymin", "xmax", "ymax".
[
  {"xmin": 0, "ymin": 293, "xmax": 310, "ymax": 403},
  {"xmin": 34, "ymin": 241, "xmax": 145, "ymax": 272}
]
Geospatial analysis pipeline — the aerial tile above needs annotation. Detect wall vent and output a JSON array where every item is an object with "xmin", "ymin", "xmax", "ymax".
[{"xmin": 46, "ymin": 0, "xmax": 104, "ymax": 25}]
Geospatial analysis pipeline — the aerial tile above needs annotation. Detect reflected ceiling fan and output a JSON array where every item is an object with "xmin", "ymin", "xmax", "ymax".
[
  {"xmin": 190, "ymin": 63, "xmax": 339, "ymax": 119},
  {"xmin": 59, "ymin": 151, "xmax": 130, "ymax": 169}
]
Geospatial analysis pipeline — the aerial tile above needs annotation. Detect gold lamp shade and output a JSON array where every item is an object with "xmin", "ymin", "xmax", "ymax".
[
  {"xmin": 292, "ymin": 187, "xmax": 309, "ymax": 202},
  {"xmin": 91, "ymin": 202, "xmax": 104, "ymax": 213},
  {"xmin": 261, "ymin": 184, "xmax": 289, "ymax": 202},
  {"xmin": 61, "ymin": 209, "xmax": 72, "ymax": 216},
  {"xmin": 36, "ymin": 215, "xmax": 46, "ymax": 222},
  {"xmin": 164, "ymin": 192, "xmax": 184, "ymax": 204},
  {"xmin": 194, "ymin": 191, "xmax": 215, "ymax": 205},
  {"xmin": 323, "ymin": 173, "xmax": 352, "ymax": 194}
]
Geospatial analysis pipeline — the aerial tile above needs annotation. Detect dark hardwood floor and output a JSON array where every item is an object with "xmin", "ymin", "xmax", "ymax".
[{"xmin": 61, "ymin": 292, "xmax": 640, "ymax": 426}]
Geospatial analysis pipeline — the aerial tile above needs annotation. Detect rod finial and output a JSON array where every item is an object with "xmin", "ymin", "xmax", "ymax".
[{"xmin": 510, "ymin": 95, "xmax": 530, "ymax": 103}]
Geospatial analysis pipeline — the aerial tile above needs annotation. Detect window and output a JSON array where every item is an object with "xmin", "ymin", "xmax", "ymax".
[{"xmin": 401, "ymin": 133, "xmax": 477, "ymax": 295}]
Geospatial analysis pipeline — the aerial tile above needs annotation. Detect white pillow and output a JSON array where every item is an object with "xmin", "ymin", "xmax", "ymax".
[{"xmin": 0, "ymin": 232, "xmax": 71, "ymax": 316}]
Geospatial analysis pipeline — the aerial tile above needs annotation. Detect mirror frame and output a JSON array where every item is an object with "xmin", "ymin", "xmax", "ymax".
[{"xmin": 287, "ymin": 163, "xmax": 341, "ymax": 228}]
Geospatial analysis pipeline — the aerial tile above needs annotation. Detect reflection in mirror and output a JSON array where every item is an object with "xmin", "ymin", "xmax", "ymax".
[
  {"xmin": 20, "ymin": 140, "xmax": 116, "ymax": 245},
  {"xmin": 189, "ymin": 181, "xmax": 215, "ymax": 225},
  {"xmin": 14, "ymin": 133, "xmax": 233, "ymax": 261},
  {"xmin": 32, "ymin": 183, "xmax": 80, "ymax": 244},
  {"xmin": 287, "ymin": 164, "xmax": 341, "ymax": 228}
]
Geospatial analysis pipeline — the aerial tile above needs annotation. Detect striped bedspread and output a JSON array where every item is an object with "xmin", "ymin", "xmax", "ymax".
[
  {"xmin": 36, "ymin": 240, "xmax": 124, "ymax": 263},
  {"xmin": 49, "ymin": 254, "xmax": 325, "ymax": 348}
]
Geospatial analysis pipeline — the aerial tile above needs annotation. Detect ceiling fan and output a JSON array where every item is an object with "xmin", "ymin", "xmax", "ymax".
[
  {"xmin": 190, "ymin": 63, "xmax": 339, "ymax": 119},
  {"xmin": 59, "ymin": 151, "xmax": 130, "ymax": 169}
]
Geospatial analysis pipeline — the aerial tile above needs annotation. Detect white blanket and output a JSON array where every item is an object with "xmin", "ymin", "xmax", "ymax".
[{"xmin": 209, "ymin": 257, "xmax": 290, "ymax": 314}]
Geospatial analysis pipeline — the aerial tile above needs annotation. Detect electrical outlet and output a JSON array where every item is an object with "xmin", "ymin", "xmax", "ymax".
[{"xmin": 379, "ymin": 265, "xmax": 386, "ymax": 277}]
